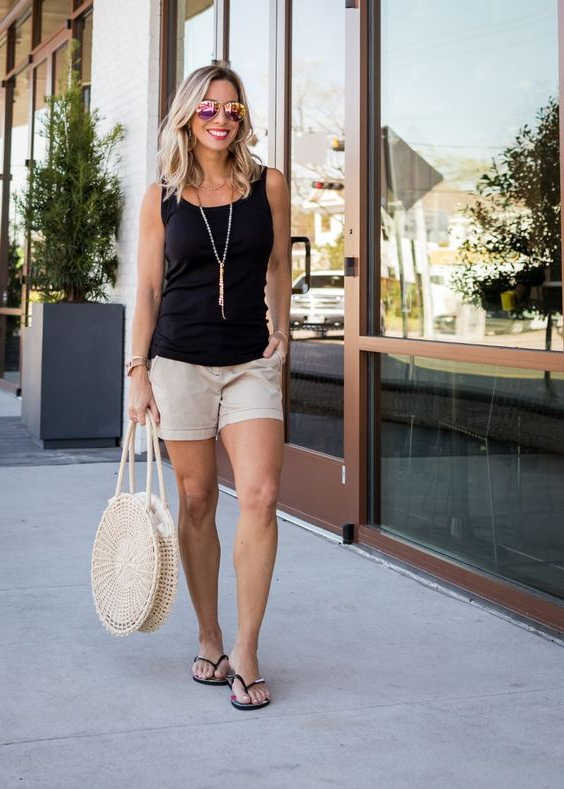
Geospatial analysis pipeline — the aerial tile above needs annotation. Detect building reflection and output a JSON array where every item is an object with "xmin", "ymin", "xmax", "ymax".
[{"xmin": 380, "ymin": 114, "xmax": 562, "ymax": 350}]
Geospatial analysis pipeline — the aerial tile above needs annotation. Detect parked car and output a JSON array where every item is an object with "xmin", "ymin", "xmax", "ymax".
[{"xmin": 291, "ymin": 270, "xmax": 344, "ymax": 332}]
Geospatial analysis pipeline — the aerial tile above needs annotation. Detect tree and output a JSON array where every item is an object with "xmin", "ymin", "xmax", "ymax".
[
  {"xmin": 15, "ymin": 45, "xmax": 125, "ymax": 303},
  {"xmin": 451, "ymin": 96, "xmax": 561, "ymax": 349},
  {"xmin": 315, "ymin": 230, "xmax": 344, "ymax": 271}
]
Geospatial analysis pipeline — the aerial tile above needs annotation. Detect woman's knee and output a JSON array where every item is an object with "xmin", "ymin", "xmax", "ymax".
[
  {"xmin": 177, "ymin": 479, "xmax": 218, "ymax": 523},
  {"xmin": 238, "ymin": 479, "xmax": 278, "ymax": 517}
]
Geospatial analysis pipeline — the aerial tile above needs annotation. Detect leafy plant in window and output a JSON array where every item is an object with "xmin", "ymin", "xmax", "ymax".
[
  {"xmin": 315, "ymin": 230, "xmax": 344, "ymax": 271},
  {"xmin": 451, "ymin": 96, "xmax": 561, "ymax": 350}
]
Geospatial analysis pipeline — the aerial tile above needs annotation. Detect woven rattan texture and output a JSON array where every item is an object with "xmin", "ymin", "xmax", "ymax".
[
  {"xmin": 91, "ymin": 412, "xmax": 179, "ymax": 637},
  {"xmin": 139, "ymin": 526, "xmax": 179, "ymax": 632},
  {"xmin": 91, "ymin": 493, "xmax": 161, "ymax": 636}
]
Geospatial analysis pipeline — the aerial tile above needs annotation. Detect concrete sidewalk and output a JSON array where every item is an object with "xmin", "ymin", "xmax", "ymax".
[{"xmin": 1, "ymin": 392, "xmax": 563, "ymax": 788}]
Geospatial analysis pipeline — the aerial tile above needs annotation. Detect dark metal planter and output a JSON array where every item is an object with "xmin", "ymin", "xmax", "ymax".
[{"xmin": 22, "ymin": 302, "xmax": 125, "ymax": 448}]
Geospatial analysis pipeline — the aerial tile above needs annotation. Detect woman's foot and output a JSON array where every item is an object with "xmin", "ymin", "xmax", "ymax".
[
  {"xmin": 228, "ymin": 645, "xmax": 271, "ymax": 705},
  {"xmin": 193, "ymin": 631, "xmax": 230, "ymax": 681}
]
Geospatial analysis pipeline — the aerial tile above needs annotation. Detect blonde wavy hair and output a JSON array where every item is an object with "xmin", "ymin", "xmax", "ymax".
[{"xmin": 156, "ymin": 65, "xmax": 263, "ymax": 205}]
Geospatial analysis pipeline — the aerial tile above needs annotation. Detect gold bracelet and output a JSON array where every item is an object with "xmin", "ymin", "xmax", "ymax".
[
  {"xmin": 273, "ymin": 329, "xmax": 289, "ymax": 340},
  {"xmin": 125, "ymin": 357, "xmax": 149, "ymax": 376}
]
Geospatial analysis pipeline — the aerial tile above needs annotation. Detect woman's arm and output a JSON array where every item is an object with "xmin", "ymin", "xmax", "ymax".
[
  {"xmin": 127, "ymin": 183, "xmax": 165, "ymax": 424},
  {"xmin": 264, "ymin": 166, "xmax": 291, "ymax": 358},
  {"xmin": 129, "ymin": 183, "xmax": 165, "ymax": 369}
]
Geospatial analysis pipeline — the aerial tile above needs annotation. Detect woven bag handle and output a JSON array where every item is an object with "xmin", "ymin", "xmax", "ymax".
[
  {"xmin": 144, "ymin": 410, "xmax": 169, "ymax": 510},
  {"xmin": 113, "ymin": 410, "xmax": 168, "ymax": 511},
  {"xmin": 114, "ymin": 417, "xmax": 137, "ymax": 497}
]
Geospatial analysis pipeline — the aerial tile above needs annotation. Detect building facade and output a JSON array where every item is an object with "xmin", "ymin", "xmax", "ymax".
[{"xmin": 1, "ymin": 0, "xmax": 563, "ymax": 633}]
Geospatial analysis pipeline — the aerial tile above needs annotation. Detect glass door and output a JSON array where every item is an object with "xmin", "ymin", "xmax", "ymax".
[
  {"xmin": 208, "ymin": 0, "xmax": 359, "ymax": 532},
  {"xmin": 288, "ymin": 0, "xmax": 345, "ymax": 458},
  {"xmin": 272, "ymin": 0, "xmax": 358, "ymax": 532}
]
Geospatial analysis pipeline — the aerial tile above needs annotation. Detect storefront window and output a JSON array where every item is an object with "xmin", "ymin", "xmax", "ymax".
[
  {"xmin": 287, "ymin": 0, "xmax": 345, "ymax": 457},
  {"xmin": 40, "ymin": 1, "xmax": 73, "ymax": 44},
  {"xmin": 175, "ymin": 0, "xmax": 215, "ymax": 84},
  {"xmin": 228, "ymin": 0, "xmax": 268, "ymax": 164},
  {"xmin": 78, "ymin": 10, "xmax": 92, "ymax": 108},
  {"xmin": 375, "ymin": 0, "xmax": 562, "ymax": 351},
  {"xmin": 0, "ymin": 32, "xmax": 7, "ymax": 81},
  {"xmin": 14, "ymin": 11, "xmax": 33, "ymax": 68},
  {"xmin": 53, "ymin": 41, "xmax": 69, "ymax": 94},
  {"xmin": 8, "ymin": 70, "xmax": 30, "ymax": 255},
  {"xmin": 2, "ymin": 69, "xmax": 31, "ymax": 381},
  {"xmin": 369, "ymin": 352, "xmax": 564, "ymax": 599},
  {"xmin": 32, "ymin": 60, "xmax": 49, "ymax": 167}
]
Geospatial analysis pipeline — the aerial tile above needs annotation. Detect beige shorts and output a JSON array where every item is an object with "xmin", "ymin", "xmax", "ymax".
[{"xmin": 148, "ymin": 348, "xmax": 285, "ymax": 440}]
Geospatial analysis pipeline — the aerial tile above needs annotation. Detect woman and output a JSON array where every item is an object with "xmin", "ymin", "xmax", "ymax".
[{"xmin": 126, "ymin": 65, "xmax": 291, "ymax": 710}]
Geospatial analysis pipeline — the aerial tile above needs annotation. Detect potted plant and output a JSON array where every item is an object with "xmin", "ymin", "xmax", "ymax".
[{"xmin": 18, "ymin": 48, "xmax": 126, "ymax": 448}]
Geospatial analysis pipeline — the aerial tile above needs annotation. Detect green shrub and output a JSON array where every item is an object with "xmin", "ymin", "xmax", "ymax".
[{"xmin": 15, "ymin": 47, "xmax": 125, "ymax": 303}]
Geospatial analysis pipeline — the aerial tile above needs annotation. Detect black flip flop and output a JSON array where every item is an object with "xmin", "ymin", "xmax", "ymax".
[
  {"xmin": 192, "ymin": 653, "xmax": 230, "ymax": 685},
  {"xmin": 226, "ymin": 672, "xmax": 271, "ymax": 710}
]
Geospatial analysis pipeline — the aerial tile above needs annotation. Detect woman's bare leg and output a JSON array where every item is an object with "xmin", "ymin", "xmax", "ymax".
[
  {"xmin": 164, "ymin": 437, "xmax": 230, "ymax": 681},
  {"xmin": 219, "ymin": 418, "xmax": 284, "ymax": 704}
]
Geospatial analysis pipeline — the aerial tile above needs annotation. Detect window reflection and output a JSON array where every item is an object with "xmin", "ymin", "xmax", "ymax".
[
  {"xmin": 33, "ymin": 61, "xmax": 49, "ymax": 171},
  {"xmin": 229, "ymin": 0, "xmax": 268, "ymax": 164},
  {"xmin": 0, "ymin": 32, "xmax": 7, "ymax": 81},
  {"xmin": 288, "ymin": 0, "xmax": 345, "ymax": 457},
  {"xmin": 2, "ymin": 70, "xmax": 30, "ymax": 382},
  {"xmin": 53, "ymin": 41, "xmax": 69, "ymax": 94},
  {"xmin": 77, "ymin": 10, "xmax": 92, "ymax": 109},
  {"xmin": 40, "ymin": 0, "xmax": 72, "ymax": 43},
  {"xmin": 14, "ymin": 11, "xmax": 32, "ymax": 68},
  {"xmin": 372, "ymin": 353, "xmax": 564, "ymax": 599},
  {"xmin": 379, "ymin": 0, "xmax": 561, "ymax": 350},
  {"xmin": 9, "ymin": 70, "xmax": 30, "ymax": 258},
  {"xmin": 176, "ymin": 0, "xmax": 215, "ymax": 83}
]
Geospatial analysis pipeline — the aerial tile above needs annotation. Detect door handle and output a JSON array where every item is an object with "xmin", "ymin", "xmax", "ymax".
[
  {"xmin": 344, "ymin": 256, "xmax": 357, "ymax": 277},
  {"xmin": 291, "ymin": 236, "xmax": 311, "ymax": 293}
]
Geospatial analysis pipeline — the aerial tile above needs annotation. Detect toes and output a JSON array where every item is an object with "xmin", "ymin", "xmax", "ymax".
[
  {"xmin": 194, "ymin": 660, "xmax": 213, "ymax": 679},
  {"xmin": 233, "ymin": 679, "xmax": 250, "ymax": 704}
]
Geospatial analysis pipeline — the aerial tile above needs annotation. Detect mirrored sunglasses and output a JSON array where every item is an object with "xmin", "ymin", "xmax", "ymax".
[{"xmin": 195, "ymin": 100, "xmax": 247, "ymax": 123}]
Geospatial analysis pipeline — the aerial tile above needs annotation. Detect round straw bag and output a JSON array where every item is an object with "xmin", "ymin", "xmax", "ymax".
[{"xmin": 91, "ymin": 410, "xmax": 179, "ymax": 636}]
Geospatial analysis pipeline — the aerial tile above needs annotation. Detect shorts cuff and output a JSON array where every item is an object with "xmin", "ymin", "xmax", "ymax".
[
  {"xmin": 218, "ymin": 409, "xmax": 284, "ymax": 431},
  {"xmin": 156, "ymin": 424, "xmax": 217, "ymax": 440}
]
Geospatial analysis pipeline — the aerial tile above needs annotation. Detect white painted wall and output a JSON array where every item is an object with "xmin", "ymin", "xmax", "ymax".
[{"xmin": 90, "ymin": 0, "xmax": 162, "ymax": 452}]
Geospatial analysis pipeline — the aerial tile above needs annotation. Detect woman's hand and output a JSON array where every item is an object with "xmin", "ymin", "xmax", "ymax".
[
  {"xmin": 127, "ymin": 366, "xmax": 160, "ymax": 426},
  {"xmin": 264, "ymin": 329, "xmax": 288, "ymax": 361}
]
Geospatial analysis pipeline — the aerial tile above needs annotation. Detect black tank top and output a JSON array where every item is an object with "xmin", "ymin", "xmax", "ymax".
[{"xmin": 149, "ymin": 164, "xmax": 274, "ymax": 366}]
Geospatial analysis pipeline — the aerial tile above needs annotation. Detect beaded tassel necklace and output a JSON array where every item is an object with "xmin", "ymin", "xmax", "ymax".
[{"xmin": 196, "ymin": 178, "xmax": 234, "ymax": 320}]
